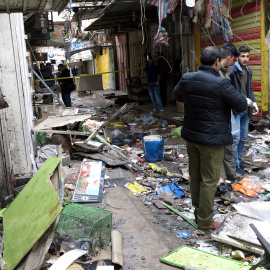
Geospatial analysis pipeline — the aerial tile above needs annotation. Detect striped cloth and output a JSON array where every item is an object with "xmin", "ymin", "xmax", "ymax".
[{"xmin": 154, "ymin": 27, "xmax": 169, "ymax": 47}]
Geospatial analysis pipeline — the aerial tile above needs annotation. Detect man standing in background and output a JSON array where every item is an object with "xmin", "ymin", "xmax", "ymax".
[
  {"xmin": 229, "ymin": 45, "xmax": 259, "ymax": 175},
  {"xmin": 144, "ymin": 53, "xmax": 163, "ymax": 112},
  {"xmin": 154, "ymin": 52, "xmax": 171, "ymax": 107},
  {"xmin": 219, "ymin": 43, "xmax": 242, "ymax": 181},
  {"xmin": 58, "ymin": 64, "xmax": 74, "ymax": 107}
]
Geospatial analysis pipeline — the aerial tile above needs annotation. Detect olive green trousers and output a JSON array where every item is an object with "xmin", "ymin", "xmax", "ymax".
[{"xmin": 186, "ymin": 141, "xmax": 224, "ymax": 227}]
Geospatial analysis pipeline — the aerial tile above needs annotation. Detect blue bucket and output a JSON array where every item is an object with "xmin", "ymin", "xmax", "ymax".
[{"xmin": 142, "ymin": 135, "xmax": 164, "ymax": 162}]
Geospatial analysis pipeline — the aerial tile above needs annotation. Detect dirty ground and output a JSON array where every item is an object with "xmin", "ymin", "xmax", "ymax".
[{"xmin": 1, "ymin": 91, "xmax": 270, "ymax": 270}]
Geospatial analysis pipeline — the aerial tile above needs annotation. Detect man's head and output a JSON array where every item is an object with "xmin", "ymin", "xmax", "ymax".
[
  {"xmin": 40, "ymin": 63, "xmax": 46, "ymax": 71},
  {"xmin": 46, "ymin": 62, "xmax": 52, "ymax": 71},
  {"xmin": 200, "ymin": 46, "xmax": 222, "ymax": 70},
  {"xmin": 220, "ymin": 43, "xmax": 238, "ymax": 68},
  {"xmin": 58, "ymin": 64, "xmax": 65, "ymax": 72},
  {"xmin": 237, "ymin": 45, "xmax": 250, "ymax": 67}
]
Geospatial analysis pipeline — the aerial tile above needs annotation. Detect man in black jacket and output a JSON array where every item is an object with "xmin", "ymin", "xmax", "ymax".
[
  {"xmin": 174, "ymin": 46, "xmax": 248, "ymax": 230},
  {"xmin": 58, "ymin": 64, "xmax": 74, "ymax": 107}
]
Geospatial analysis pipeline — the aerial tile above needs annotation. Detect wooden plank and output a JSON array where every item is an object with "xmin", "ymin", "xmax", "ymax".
[
  {"xmin": 260, "ymin": 0, "xmax": 269, "ymax": 112},
  {"xmin": 3, "ymin": 157, "xmax": 63, "ymax": 270},
  {"xmin": 34, "ymin": 129, "xmax": 88, "ymax": 136},
  {"xmin": 194, "ymin": 22, "xmax": 200, "ymax": 71}
]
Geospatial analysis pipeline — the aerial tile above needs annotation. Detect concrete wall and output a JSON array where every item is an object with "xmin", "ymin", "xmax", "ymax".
[{"xmin": 0, "ymin": 13, "xmax": 34, "ymax": 184}]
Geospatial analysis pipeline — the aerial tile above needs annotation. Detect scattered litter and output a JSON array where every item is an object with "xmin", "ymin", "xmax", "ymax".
[
  {"xmin": 176, "ymin": 231, "xmax": 192, "ymax": 238},
  {"xmin": 125, "ymin": 181, "xmax": 148, "ymax": 195},
  {"xmin": 231, "ymin": 250, "xmax": 245, "ymax": 260},
  {"xmin": 170, "ymin": 126, "xmax": 182, "ymax": 138}
]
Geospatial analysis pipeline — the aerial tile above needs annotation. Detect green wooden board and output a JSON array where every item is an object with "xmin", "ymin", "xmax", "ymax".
[
  {"xmin": 160, "ymin": 246, "xmax": 261, "ymax": 270},
  {"xmin": 3, "ymin": 157, "xmax": 63, "ymax": 270}
]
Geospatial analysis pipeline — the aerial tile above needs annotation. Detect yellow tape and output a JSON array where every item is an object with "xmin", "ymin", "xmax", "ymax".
[{"xmin": 32, "ymin": 66, "xmax": 144, "ymax": 83}]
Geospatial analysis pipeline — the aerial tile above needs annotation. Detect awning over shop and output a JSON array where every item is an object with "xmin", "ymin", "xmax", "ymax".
[
  {"xmin": 84, "ymin": 0, "xmax": 157, "ymax": 32},
  {"xmin": 0, "ymin": 0, "xmax": 69, "ymax": 13}
]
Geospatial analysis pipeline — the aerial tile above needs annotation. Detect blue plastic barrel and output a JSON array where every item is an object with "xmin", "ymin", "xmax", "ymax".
[{"xmin": 142, "ymin": 135, "xmax": 164, "ymax": 162}]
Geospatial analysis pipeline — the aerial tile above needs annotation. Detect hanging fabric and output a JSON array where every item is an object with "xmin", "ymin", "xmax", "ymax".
[{"xmin": 145, "ymin": 0, "xmax": 178, "ymax": 47}]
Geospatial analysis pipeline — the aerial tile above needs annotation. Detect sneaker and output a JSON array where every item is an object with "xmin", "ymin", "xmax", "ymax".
[
  {"xmin": 236, "ymin": 166, "xmax": 246, "ymax": 176},
  {"xmin": 226, "ymin": 171, "xmax": 243, "ymax": 181}
]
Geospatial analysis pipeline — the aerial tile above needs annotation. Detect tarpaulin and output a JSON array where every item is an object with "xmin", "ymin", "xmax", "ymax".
[{"xmin": 145, "ymin": 0, "xmax": 178, "ymax": 47}]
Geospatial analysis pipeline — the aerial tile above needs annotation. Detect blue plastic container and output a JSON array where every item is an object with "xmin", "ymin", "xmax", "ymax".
[{"xmin": 142, "ymin": 135, "xmax": 164, "ymax": 162}]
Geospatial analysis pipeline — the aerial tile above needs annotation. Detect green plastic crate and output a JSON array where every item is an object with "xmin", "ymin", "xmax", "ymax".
[{"xmin": 56, "ymin": 204, "xmax": 112, "ymax": 251}]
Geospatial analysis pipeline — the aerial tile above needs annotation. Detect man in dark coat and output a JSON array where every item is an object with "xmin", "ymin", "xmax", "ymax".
[
  {"xmin": 58, "ymin": 64, "xmax": 74, "ymax": 107},
  {"xmin": 174, "ymin": 46, "xmax": 248, "ymax": 230}
]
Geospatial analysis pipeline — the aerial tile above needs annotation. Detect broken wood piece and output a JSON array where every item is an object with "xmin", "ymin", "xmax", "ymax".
[
  {"xmin": 84, "ymin": 103, "xmax": 130, "ymax": 143},
  {"xmin": 72, "ymin": 143, "xmax": 101, "ymax": 153},
  {"xmin": 72, "ymin": 152, "xmax": 128, "ymax": 166},
  {"xmin": 33, "ymin": 129, "xmax": 88, "ymax": 136},
  {"xmin": 111, "ymin": 230, "xmax": 123, "ymax": 268}
]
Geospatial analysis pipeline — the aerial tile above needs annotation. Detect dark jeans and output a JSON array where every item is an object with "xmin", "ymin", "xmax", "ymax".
[
  {"xmin": 159, "ymin": 79, "xmax": 168, "ymax": 107},
  {"xmin": 186, "ymin": 141, "xmax": 224, "ymax": 227},
  {"xmin": 61, "ymin": 90, "xmax": 71, "ymax": 107}
]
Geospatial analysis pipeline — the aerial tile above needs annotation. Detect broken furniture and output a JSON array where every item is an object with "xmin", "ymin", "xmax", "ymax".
[{"xmin": 126, "ymin": 76, "xmax": 150, "ymax": 103}]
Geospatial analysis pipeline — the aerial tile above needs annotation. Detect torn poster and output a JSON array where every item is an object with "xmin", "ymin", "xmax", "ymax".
[{"xmin": 72, "ymin": 159, "xmax": 105, "ymax": 203}]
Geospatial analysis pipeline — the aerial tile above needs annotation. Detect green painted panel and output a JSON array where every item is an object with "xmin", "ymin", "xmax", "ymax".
[
  {"xmin": 231, "ymin": 0, "xmax": 256, "ymax": 9},
  {"xmin": 232, "ymin": 12, "xmax": 260, "ymax": 26},
  {"xmin": 3, "ymin": 157, "xmax": 63, "ymax": 270},
  {"xmin": 160, "ymin": 246, "xmax": 261, "ymax": 269}
]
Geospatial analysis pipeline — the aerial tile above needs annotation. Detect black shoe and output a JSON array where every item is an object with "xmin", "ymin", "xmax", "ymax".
[
  {"xmin": 240, "ymin": 162, "xmax": 250, "ymax": 169},
  {"xmin": 226, "ymin": 172, "xmax": 243, "ymax": 181}
]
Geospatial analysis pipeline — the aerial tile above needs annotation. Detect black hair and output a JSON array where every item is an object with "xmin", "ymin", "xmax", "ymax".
[
  {"xmin": 238, "ymin": 45, "xmax": 250, "ymax": 54},
  {"xmin": 221, "ymin": 43, "xmax": 238, "ymax": 58},
  {"xmin": 46, "ymin": 62, "xmax": 52, "ymax": 66},
  {"xmin": 58, "ymin": 64, "xmax": 65, "ymax": 68},
  {"xmin": 200, "ymin": 46, "xmax": 222, "ymax": 66}
]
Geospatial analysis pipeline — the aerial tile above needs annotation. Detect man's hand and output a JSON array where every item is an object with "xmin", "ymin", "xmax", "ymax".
[
  {"xmin": 246, "ymin": 98, "xmax": 253, "ymax": 106},
  {"xmin": 252, "ymin": 102, "xmax": 259, "ymax": 115}
]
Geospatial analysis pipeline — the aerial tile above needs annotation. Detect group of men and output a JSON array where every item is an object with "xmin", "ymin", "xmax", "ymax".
[
  {"xmin": 38, "ymin": 63, "xmax": 74, "ymax": 107},
  {"xmin": 174, "ymin": 44, "xmax": 258, "ymax": 230}
]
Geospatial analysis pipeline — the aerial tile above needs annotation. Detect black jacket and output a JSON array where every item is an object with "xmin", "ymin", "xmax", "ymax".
[
  {"xmin": 174, "ymin": 65, "xmax": 247, "ymax": 146},
  {"xmin": 58, "ymin": 68, "xmax": 74, "ymax": 93}
]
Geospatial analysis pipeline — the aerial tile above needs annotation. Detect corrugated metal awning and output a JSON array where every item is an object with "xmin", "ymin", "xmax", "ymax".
[{"xmin": 0, "ymin": 0, "xmax": 69, "ymax": 13}]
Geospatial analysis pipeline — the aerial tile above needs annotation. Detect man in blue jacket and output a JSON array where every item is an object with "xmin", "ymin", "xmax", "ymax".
[
  {"xmin": 174, "ymin": 46, "xmax": 248, "ymax": 230},
  {"xmin": 229, "ymin": 45, "xmax": 259, "ymax": 175}
]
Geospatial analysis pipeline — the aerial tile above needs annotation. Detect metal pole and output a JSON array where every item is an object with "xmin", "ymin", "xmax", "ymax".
[{"xmin": 28, "ymin": 64, "xmax": 66, "ymax": 108}]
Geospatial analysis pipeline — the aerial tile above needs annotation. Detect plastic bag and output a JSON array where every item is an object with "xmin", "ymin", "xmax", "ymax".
[{"xmin": 171, "ymin": 126, "xmax": 182, "ymax": 138}]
